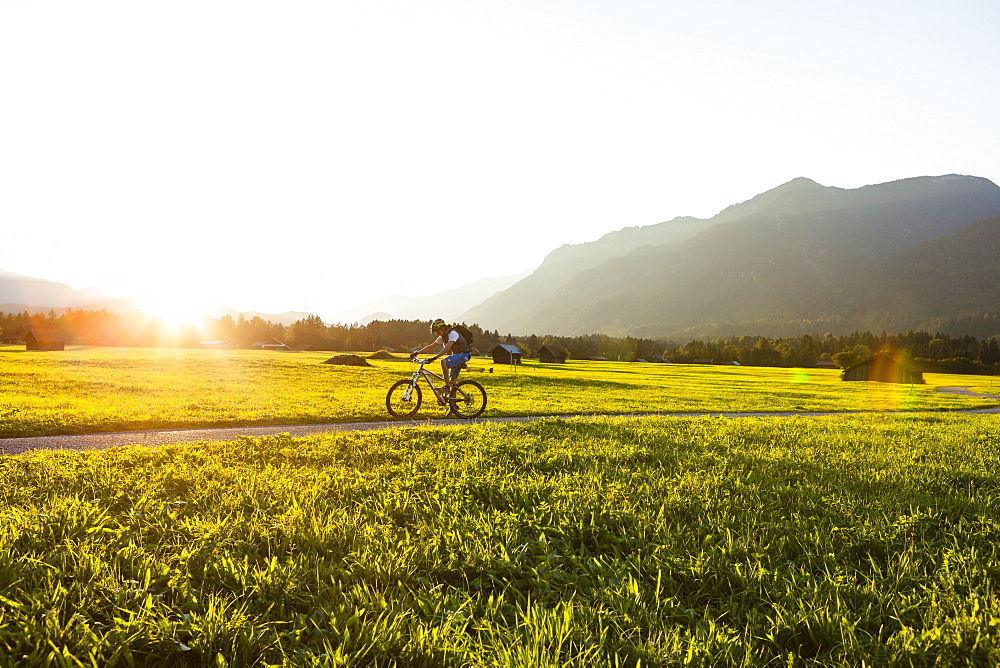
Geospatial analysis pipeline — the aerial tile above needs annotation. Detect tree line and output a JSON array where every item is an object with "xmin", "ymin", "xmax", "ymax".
[
  {"xmin": 3, "ymin": 309, "xmax": 998, "ymax": 374},
  {"xmin": 664, "ymin": 331, "xmax": 1000, "ymax": 374}
]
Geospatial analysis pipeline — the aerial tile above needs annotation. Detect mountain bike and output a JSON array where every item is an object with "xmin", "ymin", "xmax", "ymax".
[{"xmin": 385, "ymin": 357, "xmax": 488, "ymax": 419}]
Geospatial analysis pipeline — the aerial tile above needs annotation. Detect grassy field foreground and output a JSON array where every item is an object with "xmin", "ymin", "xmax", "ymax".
[
  {"xmin": 2, "ymin": 415, "xmax": 1000, "ymax": 665},
  {"xmin": 0, "ymin": 346, "xmax": 996, "ymax": 438}
]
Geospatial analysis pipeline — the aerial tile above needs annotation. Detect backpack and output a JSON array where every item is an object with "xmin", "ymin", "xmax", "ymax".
[{"xmin": 451, "ymin": 324, "xmax": 474, "ymax": 352}]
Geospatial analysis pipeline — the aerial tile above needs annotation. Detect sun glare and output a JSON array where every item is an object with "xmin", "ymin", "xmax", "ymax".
[{"xmin": 138, "ymin": 294, "xmax": 211, "ymax": 330}]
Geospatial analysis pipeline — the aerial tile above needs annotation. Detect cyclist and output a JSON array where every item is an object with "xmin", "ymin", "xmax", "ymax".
[{"xmin": 412, "ymin": 319, "xmax": 475, "ymax": 394}]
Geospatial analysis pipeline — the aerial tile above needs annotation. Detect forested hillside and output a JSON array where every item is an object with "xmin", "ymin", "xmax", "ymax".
[
  {"xmin": 812, "ymin": 214, "xmax": 1000, "ymax": 328},
  {"xmin": 462, "ymin": 175, "xmax": 1000, "ymax": 339}
]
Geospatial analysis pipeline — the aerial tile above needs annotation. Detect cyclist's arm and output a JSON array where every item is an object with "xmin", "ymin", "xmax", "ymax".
[{"xmin": 413, "ymin": 336, "xmax": 445, "ymax": 356}]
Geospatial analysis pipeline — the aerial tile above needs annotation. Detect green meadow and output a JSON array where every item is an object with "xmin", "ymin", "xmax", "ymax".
[
  {"xmin": 0, "ymin": 346, "xmax": 995, "ymax": 438},
  {"xmin": 3, "ymin": 415, "xmax": 1000, "ymax": 665},
  {"xmin": 2, "ymin": 346, "xmax": 999, "ymax": 665}
]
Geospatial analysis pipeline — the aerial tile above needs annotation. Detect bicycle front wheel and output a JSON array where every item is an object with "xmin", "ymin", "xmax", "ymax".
[
  {"xmin": 386, "ymin": 379, "xmax": 422, "ymax": 418},
  {"xmin": 449, "ymin": 380, "xmax": 487, "ymax": 418}
]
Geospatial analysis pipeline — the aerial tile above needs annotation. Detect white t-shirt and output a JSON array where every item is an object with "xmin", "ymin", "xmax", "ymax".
[{"xmin": 435, "ymin": 330, "xmax": 461, "ymax": 347}]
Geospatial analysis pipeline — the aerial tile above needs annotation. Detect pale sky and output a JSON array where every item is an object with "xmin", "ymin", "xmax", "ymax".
[{"xmin": 2, "ymin": 0, "xmax": 998, "ymax": 321}]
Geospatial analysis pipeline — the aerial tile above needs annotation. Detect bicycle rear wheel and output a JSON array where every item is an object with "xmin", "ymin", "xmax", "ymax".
[
  {"xmin": 449, "ymin": 380, "xmax": 487, "ymax": 418},
  {"xmin": 386, "ymin": 379, "xmax": 422, "ymax": 418}
]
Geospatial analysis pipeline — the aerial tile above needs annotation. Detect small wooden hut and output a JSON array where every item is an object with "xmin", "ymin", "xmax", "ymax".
[
  {"xmin": 1, "ymin": 325, "xmax": 27, "ymax": 345},
  {"xmin": 255, "ymin": 338, "xmax": 293, "ymax": 351},
  {"xmin": 23, "ymin": 327, "xmax": 68, "ymax": 351},
  {"xmin": 841, "ymin": 352, "xmax": 924, "ymax": 384},
  {"xmin": 198, "ymin": 340, "xmax": 232, "ymax": 349},
  {"xmin": 537, "ymin": 344, "xmax": 566, "ymax": 364},
  {"xmin": 489, "ymin": 344, "xmax": 522, "ymax": 365}
]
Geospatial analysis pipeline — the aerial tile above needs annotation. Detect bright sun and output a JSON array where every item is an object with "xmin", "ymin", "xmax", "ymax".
[{"xmin": 137, "ymin": 293, "xmax": 212, "ymax": 329}]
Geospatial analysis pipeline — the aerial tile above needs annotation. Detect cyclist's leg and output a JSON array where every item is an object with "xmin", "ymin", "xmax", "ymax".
[
  {"xmin": 440, "ymin": 358, "xmax": 452, "ymax": 389},
  {"xmin": 444, "ymin": 353, "xmax": 471, "ymax": 390}
]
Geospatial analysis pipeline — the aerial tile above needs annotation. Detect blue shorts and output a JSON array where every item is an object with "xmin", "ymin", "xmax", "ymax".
[{"xmin": 444, "ymin": 352, "xmax": 472, "ymax": 378}]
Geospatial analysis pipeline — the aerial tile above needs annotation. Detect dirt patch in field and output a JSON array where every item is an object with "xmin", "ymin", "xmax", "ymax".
[{"xmin": 322, "ymin": 355, "xmax": 372, "ymax": 367}]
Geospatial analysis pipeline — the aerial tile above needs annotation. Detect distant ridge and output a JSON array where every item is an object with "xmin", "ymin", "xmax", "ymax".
[
  {"xmin": 331, "ymin": 272, "xmax": 529, "ymax": 325},
  {"xmin": 0, "ymin": 271, "xmax": 313, "ymax": 327},
  {"xmin": 0, "ymin": 269, "xmax": 140, "ymax": 314},
  {"xmin": 0, "ymin": 269, "xmax": 94, "ymax": 309}
]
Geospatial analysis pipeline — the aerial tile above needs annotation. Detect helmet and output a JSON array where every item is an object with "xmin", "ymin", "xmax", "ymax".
[{"xmin": 430, "ymin": 318, "xmax": 446, "ymax": 332}]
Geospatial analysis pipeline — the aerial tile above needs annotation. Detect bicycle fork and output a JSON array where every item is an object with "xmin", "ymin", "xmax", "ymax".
[{"xmin": 401, "ymin": 375, "xmax": 419, "ymax": 402}]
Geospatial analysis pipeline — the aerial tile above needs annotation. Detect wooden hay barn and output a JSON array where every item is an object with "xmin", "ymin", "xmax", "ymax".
[
  {"xmin": 489, "ymin": 344, "xmax": 522, "ymax": 365},
  {"xmin": 1, "ymin": 325, "xmax": 27, "ymax": 345},
  {"xmin": 255, "ymin": 338, "xmax": 293, "ymax": 351},
  {"xmin": 24, "ymin": 327, "xmax": 68, "ymax": 351},
  {"xmin": 537, "ymin": 344, "xmax": 566, "ymax": 364},
  {"xmin": 841, "ymin": 352, "xmax": 924, "ymax": 384}
]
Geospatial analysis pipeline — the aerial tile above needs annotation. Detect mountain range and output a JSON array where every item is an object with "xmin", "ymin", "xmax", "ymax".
[
  {"xmin": 460, "ymin": 175, "xmax": 1000, "ymax": 339},
  {"xmin": 5, "ymin": 174, "xmax": 1000, "ymax": 340}
]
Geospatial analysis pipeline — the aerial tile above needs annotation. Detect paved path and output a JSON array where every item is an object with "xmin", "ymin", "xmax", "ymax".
[{"xmin": 2, "ymin": 386, "xmax": 997, "ymax": 457}]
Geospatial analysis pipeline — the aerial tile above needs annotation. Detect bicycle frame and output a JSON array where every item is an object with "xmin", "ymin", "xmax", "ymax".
[{"xmin": 405, "ymin": 360, "xmax": 451, "ymax": 404}]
